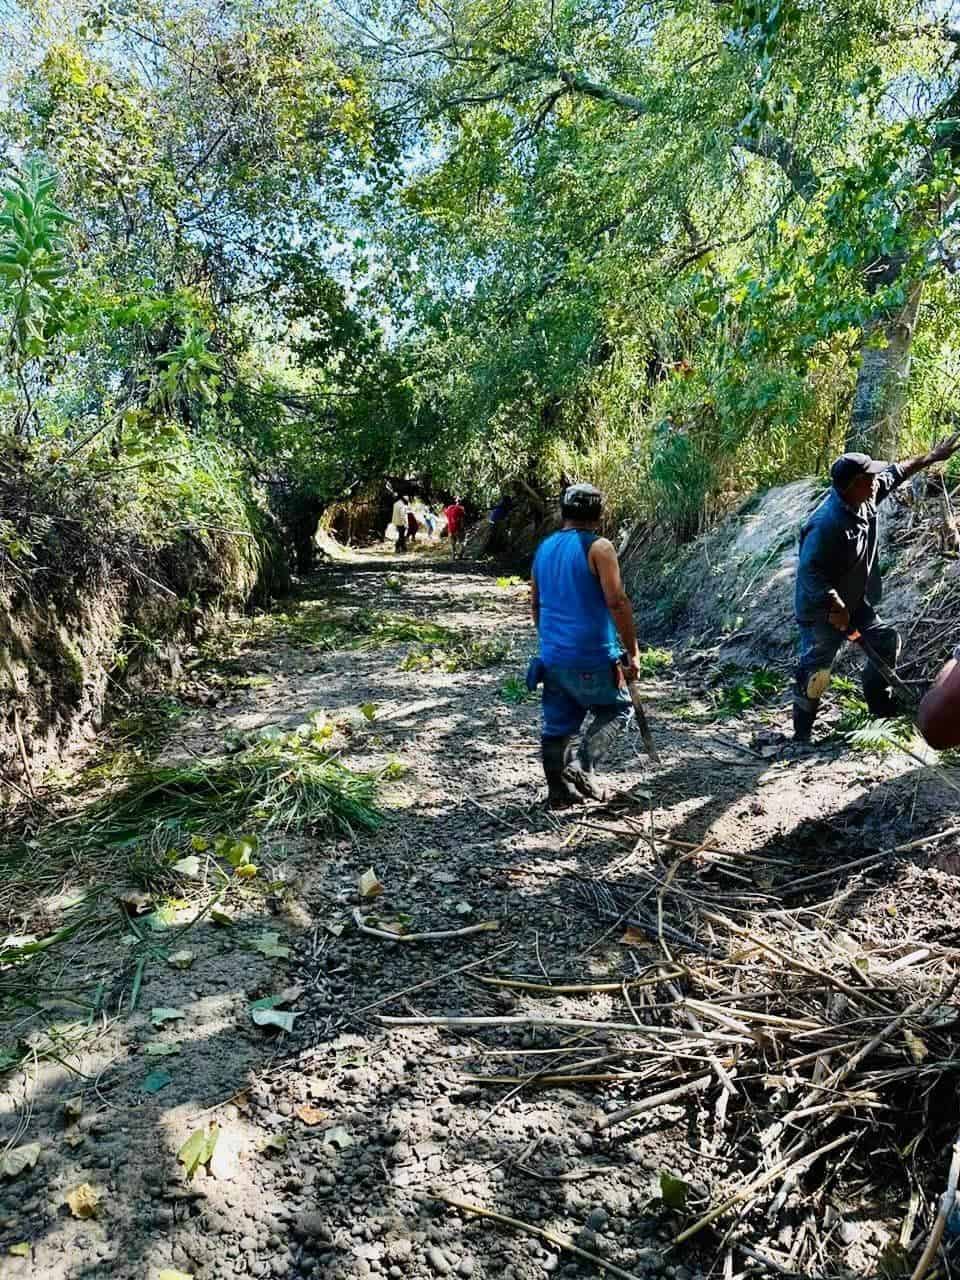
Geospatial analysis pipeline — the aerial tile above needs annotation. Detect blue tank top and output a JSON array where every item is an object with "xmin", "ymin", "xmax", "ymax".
[{"xmin": 533, "ymin": 530, "xmax": 620, "ymax": 667}]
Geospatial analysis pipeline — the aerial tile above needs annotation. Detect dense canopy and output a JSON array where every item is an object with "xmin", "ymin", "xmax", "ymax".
[{"xmin": 3, "ymin": 0, "xmax": 960, "ymax": 548}]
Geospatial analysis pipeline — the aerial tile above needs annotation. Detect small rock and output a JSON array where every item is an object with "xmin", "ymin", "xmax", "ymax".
[
  {"xmin": 838, "ymin": 1220, "xmax": 859, "ymax": 1246},
  {"xmin": 428, "ymin": 1246, "xmax": 453, "ymax": 1275},
  {"xmin": 543, "ymin": 1255, "xmax": 560, "ymax": 1273},
  {"xmin": 294, "ymin": 1212, "xmax": 334, "ymax": 1243},
  {"xmin": 458, "ymin": 1258, "xmax": 475, "ymax": 1278},
  {"xmin": 585, "ymin": 1208, "xmax": 608, "ymax": 1232},
  {"xmin": 576, "ymin": 1133, "xmax": 594, "ymax": 1153}
]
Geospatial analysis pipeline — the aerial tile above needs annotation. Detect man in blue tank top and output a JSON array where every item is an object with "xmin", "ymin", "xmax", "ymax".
[{"xmin": 530, "ymin": 484, "xmax": 642, "ymax": 807}]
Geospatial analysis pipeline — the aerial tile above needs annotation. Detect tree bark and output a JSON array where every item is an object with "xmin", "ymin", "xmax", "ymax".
[{"xmin": 846, "ymin": 283, "xmax": 923, "ymax": 457}]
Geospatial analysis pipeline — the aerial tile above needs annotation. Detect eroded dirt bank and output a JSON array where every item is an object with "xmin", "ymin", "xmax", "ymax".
[{"xmin": 2, "ymin": 545, "xmax": 959, "ymax": 1280}]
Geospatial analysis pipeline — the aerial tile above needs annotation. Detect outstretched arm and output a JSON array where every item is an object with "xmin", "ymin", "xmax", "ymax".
[
  {"xmin": 590, "ymin": 538, "xmax": 640, "ymax": 676},
  {"xmin": 893, "ymin": 432, "xmax": 960, "ymax": 487}
]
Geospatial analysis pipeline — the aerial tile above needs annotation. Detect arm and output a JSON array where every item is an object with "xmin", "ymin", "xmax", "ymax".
[
  {"xmin": 918, "ymin": 650, "xmax": 960, "ymax": 750},
  {"xmin": 590, "ymin": 538, "xmax": 640, "ymax": 675},
  {"xmin": 896, "ymin": 430, "xmax": 960, "ymax": 488},
  {"xmin": 530, "ymin": 572, "xmax": 540, "ymax": 630}
]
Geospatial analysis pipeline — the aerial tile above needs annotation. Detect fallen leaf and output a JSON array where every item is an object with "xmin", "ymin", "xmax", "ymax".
[
  {"xmin": 253, "ymin": 932, "xmax": 291, "ymax": 960},
  {"xmin": 455, "ymin": 901, "xmax": 473, "ymax": 916},
  {"xmin": 324, "ymin": 920, "xmax": 345, "ymax": 937},
  {"xmin": 167, "ymin": 950, "xmax": 195, "ymax": 970},
  {"xmin": 903, "ymin": 1029, "xmax": 929, "ymax": 1064},
  {"xmin": 8, "ymin": 1243, "xmax": 29, "ymax": 1257},
  {"xmin": 358, "ymin": 865, "xmax": 386, "ymax": 896},
  {"xmin": 151, "ymin": 1007, "xmax": 186, "ymax": 1025},
  {"xmin": 886, "ymin": 903, "xmax": 898, "ymax": 917},
  {"xmin": 296, "ymin": 1104, "xmax": 328, "ymax": 1126},
  {"xmin": 359, "ymin": 702, "xmax": 377, "ymax": 721},
  {"xmin": 0, "ymin": 1142, "xmax": 41, "ymax": 1179},
  {"xmin": 659, "ymin": 1171, "xmax": 689, "ymax": 1210},
  {"xmin": 250, "ymin": 1007, "xmax": 298, "ymax": 1032},
  {"xmin": 144, "ymin": 1042, "xmax": 181, "ymax": 1057},
  {"xmin": 619, "ymin": 926, "xmax": 650, "ymax": 947},
  {"xmin": 142, "ymin": 1069, "xmax": 173, "ymax": 1094},
  {"xmin": 64, "ymin": 1131, "xmax": 85, "ymax": 1149},
  {"xmin": 210, "ymin": 907, "xmax": 234, "ymax": 927},
  {"xmin": 376, "ymin": 919, "xmax": 406, "ymax": 935},
  {"xmin": 434, "ymin": 871, "xmax": 457, "ymax": 884},
  {"xmin": 190, "ymin": 835, "xmax": 209, "ymax": 852},
  {"xmin": 63, "ymin": 1095, "xmax": 83, "ymax": 1123},
  {"xmin": 172, "ymin": 856, "xmax": 201, "ymax": 878},
  {"xmin": 66, "ymin": 1183, "xmax": 100, "ymax": 1218},
  {"xmin": 178, "ymin": 1125, "xmax": 219, "ymax": 1180},
  {"xmin": 235, "ymin": 864, "xmax": 258, "ymax": 879},
  {"xmin": 322, "ymin": 1124, "xmax": 353, "ymax": 1151},
  {"xmin": 118, "ymin": 889, "xmax": 153, "ymax": 914},
  {"xmin": 260, "ymin": 1134, "xmax": 287, "ymax": 1155},
  {"xmin": 358, "ymin": 867, "xmax": 384, "ymax": 899}
]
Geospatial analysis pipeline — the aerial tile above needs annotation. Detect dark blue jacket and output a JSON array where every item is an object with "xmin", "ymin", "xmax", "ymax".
[{"xmin": 795, "ymin": 466, "xmax": 905, "ymax": 623}]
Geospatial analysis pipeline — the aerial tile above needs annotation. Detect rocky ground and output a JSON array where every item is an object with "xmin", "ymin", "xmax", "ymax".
[{"xmin": 1, "ymin": 544, "xmax": 959, "ymax": 1280}]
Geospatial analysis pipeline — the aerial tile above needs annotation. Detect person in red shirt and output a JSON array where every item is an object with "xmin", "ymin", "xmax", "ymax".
[
  {"xmin": 918, "ymin": 646, "xmax": 960, "ymax": 750},
  {"xmin": 444, "ymin": 497, "xmax": 467, "ymax": 559}
]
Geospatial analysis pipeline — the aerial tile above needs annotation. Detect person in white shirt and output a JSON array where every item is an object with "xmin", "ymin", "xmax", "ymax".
[{"xmin": 391, "ymin": 496, "xmax": 408, "ymax": 552}]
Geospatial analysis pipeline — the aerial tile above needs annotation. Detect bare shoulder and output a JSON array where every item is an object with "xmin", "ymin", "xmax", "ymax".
[{"xmin": 589, "ymin": 536, "xmax": 617, "ymax": 561}]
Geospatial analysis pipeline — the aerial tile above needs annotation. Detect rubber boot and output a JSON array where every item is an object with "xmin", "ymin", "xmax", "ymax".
[
  {"xmin": 863, "ymin": 664, "xmax": 899, "ymax": 718},
  {"xmin": 792, "ymin": 695, "xmax": 819, "ymax": 742},
  {"xmin": 564, "ymin": 737, "xmax": 608, "ymax": 801},
  {"xmin": 541, "ymin": 736, "xmax": 583, "ymax": 809}
]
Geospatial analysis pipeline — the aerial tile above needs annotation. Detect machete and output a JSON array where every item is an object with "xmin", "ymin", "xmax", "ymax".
[
  {"xmin": 847, "ymin": 629, "xmax": 922, "ymax": 712},
  {"xmin": 624, "ymin": 672, "xmax": 661, "ymax": 762}
]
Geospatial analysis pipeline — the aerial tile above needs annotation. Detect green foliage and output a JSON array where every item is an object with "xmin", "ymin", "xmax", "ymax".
[
  {"xmin": 636, "ymin": 648, "xmax": 674, "ymax": 677},
  {"xmin": 500, "ymin": 676, "xmax": 531, "ymax": 703},
  {"xmin": 846, "ymin": 717, "xmax": 915, "ymax": 757},
  {"xmin": 710, "ymin": 668, "xmax": 782, "ymax": 718}
]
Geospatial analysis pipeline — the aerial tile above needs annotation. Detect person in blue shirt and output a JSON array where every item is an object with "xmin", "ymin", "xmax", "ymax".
[
  {"xmin": 530, "ymin": 484, "xmax": 642, "ymax": 807},
  {"xmin": 793, "ymin": 436, "xmax": 959, "ymax": 742}
]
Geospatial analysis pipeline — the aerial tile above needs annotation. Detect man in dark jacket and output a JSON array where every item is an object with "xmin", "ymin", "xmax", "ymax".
[
  {"xmin": 530, "ymin": 484, "xmax": 641, "ymax": 807},
  {"xmin": 793, "ymin": 435, "xmax": 959, "ymax": 742}
]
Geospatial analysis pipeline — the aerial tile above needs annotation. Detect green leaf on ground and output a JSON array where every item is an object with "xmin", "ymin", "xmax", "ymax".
[
  {"xmin": 142, "ymin": 1069, "xmax": 173, "ymax": 1094},
  {"xmin": 659, "ymin": 1171, "xmax": 689, "ymax": 1209},
  {"xmin": 210, "ymin": 907, "xmax": 234, "ymax": 926},
  {"xmin": 178, "ymin": 1125, "xmax": 219, "ymax": 1180},
  {"xmin": 167, "ymin": 950, "xmax": 195, "ymax": 970},
  {"xmin": 8, "ymin": 1243, "xmax": 30, "ymax": 1257},
  {"xmin": 0, "ymin": 1143, "xmax": 41, "ymax": 1179},
  {"xmin": 159, "ymin": 1271, "xmax": 194, "ymax": 1280},
  {"xmin": 144, "ymin": 1042, "xmax": 181, "ymax": 1057},
  {"xmin": 359, "ymin": 702, "xmax": 377, "ymax": 721},
  {"xmin": 253, "ymin": 932, "xmax": 291, "ymax": 960},
  {"xmin": 151, "ymin": 1007, "xmax": 186, "ymax": 1025},
  {"xmin": 172, "ymin": 855, "xmax": 201, "ymax": 878}
]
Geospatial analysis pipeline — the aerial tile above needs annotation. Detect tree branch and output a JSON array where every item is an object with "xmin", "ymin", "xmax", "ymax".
[{"xmin": 734, "ymin": 129, "xmax": 819, "ymax": 198}]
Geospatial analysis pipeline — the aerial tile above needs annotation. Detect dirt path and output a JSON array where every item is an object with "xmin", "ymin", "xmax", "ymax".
[{"xmin": 2, "ymin": 546, "xmax": 959, "ymax": 1280}]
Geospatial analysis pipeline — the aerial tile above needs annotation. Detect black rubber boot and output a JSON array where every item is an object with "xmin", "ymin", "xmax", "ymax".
[
  {"xmin": 541, "ymin": 736, "xmax": 583, "ymax": 809},
  {"xmin": 792, "ymin": 695, "xmax": 819, "ymax": 742},
  {"xmin": 863, "ymin": 664, "xmax": 899, "ymax": 718}
]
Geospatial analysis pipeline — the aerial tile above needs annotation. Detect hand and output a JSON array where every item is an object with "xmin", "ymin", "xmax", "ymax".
[
  {"xmin": 622, "ymin": 652, "xmax": 640, "ymax": 681},
  {"xmin": 928, "ymin": 432, "xmax": 960, "ymax": 465},
  {"xmin": 828, "ymin": 601, "xmax": 850, "ymax": 633}
]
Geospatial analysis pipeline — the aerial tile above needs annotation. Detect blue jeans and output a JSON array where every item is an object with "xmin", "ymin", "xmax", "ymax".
[
  {"xmin": 541, "ymin": 663, "xmax": 631, "ymax": 754},
  {"xmin": 795, "ymin": 606, "xmax": 900, "ymax": 716}
]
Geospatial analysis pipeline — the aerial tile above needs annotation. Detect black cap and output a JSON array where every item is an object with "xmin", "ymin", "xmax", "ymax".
[
  {"xmin": 830, "ymin": 452, "xmax": 887, "ymax": 492},
  {"xmin": 561, "ymin": 483, "xmax": 603, "ymax": 520}
]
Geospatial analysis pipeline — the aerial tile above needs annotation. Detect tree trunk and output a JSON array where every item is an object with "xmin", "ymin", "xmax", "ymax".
[{"xmin": 846, "ymin": 283, "xmax": 923, "ymax": 458}]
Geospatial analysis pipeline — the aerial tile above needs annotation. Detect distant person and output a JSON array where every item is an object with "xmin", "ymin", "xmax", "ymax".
[
  {"xmin": 919, "ymin": 646, "xmax": 960, "ymax": 750},
  {"xmin": 391, "ymin": 495, "xmax": 408, "ymax": 552},
  {"xmin": 486, "ymin": 493, "xmax": 514, "ymax": 554},
  {"xmin": 529, "ymin": 484, "xmax": 641, "ymax": 808},
  {"xmin": 407, "ymin": 506, "xmax": 420, "ymax": 545},
  {"xmin": 793, "ymin": 435, "xmax": 960, "ymax": 743},
  {"xmin": 444, "ymin": 496, "xmax": 467, "ymax": 559}
]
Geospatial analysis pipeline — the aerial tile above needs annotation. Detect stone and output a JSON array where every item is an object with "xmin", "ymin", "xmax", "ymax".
[
  {"xmin": 294, "ymin": 1212, "xmax": 334, "ymax": 1243},
  {"xmin": 428, "ymin": 1246, "xmax": 453, "ymax": 1275},
  {"xmin": 585, "ymin": 1209, "xmax": 608, "ymax": 1232},
  {"xmin": 458, "ymin": 1258, "xmax": 475, "ymax": 1277}
]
